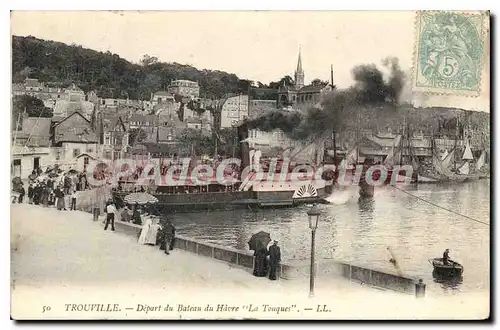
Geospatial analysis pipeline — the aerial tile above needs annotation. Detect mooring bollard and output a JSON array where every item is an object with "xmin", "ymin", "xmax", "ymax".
[
  {"xmin": 415, "ymin": 279, "xmax": 426, "ymax": 298},
  {"xmin": 92, "ymin": 207, "xmax": 100, "ymax": 222}
]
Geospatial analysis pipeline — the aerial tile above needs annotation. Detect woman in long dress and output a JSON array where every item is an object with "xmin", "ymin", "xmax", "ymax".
[
  {"xmin": 253, "ymin": 242, "xmax": 269, "ymax": 277},
  {"xmin": 138, "ymin": 215, "xmax": 152, "ymax": 245},
  {"xmin": 145, "ymin": 216, "xmax": 160, "ymax": 245},
  {"xmin": 41, "ymin": 186, "xmax": 50, "ymax": 207},
  {"xmin": 56, "ymin": 187, "xmax": 66, "ymax": 210}
]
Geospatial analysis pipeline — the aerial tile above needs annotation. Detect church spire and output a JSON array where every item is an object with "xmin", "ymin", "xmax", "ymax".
[
  {"xmin": 296, "ymin": 47, "xmax": 303, "ymax": 73},
  {"xmin": 294, "ymin": 47, "xmax": 305, "ymax": 89}
]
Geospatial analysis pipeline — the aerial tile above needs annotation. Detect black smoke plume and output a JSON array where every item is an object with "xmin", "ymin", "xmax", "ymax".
[{"xmin": 244, "ymin": 57, "xmax": 406, "ymax": 140}]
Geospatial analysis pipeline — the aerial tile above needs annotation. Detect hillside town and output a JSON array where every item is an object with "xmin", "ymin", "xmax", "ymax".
[
  {"xmin": 11, "ymin": 48, "xmax": 490, "ymax": 181},
  {"xmin": 11, "ymin": 49, "xmax": 333, "ymax": 178}
]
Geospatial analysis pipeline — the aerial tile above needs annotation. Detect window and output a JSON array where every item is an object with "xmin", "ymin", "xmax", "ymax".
[
  {"xmin": 73, "ymin": 149, "xmax": 81, "ymax": 157},
  {"xmin": 105, "ymin": 134, "xmax": 111, "ymax": 145},
  {"xmin": 13, "ymin": 159, "xmax": 21, "ymax": 166}
]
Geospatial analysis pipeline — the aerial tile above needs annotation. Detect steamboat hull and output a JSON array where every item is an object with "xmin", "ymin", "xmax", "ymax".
[{"xmin": 113, "ymin": 187, "xmax": 329, "ymax": 213}]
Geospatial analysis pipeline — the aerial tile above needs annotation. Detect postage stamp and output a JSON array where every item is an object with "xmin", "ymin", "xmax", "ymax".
[{"xmin": 412, "ymin": 11, "xmax": 489, "ymax": 96}]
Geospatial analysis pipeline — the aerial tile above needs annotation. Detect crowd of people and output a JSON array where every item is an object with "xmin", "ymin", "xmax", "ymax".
[
  {"xmin": 104, "ymin": 199, "xmax": 177, "ymax": 256},
  {"xmin": 12, "ymin": 167, "xmax": 91, "ymax": 211}
]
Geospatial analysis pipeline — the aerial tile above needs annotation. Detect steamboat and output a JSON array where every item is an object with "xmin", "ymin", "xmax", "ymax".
[{"xmin": 113, "ymin": 123, "xmax": 333, "ymax": 212}]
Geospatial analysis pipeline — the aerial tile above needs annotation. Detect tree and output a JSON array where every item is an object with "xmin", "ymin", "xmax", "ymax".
[
  {"xmin": 268, "ymin": 75, "xmax": 295, "ymax": 89},
  {"xmin": 217, "ymin": 128, "xmax": 240, "ymax": 157},
  {"xmin": 178, "ymin": 128, "xmax": 213, "ymax": 156},
  {"xmin": 12, "ymin": 36, "xmax": 247, "ymax": 100},
  {"xmin": 237, "ymin": 79, "xmax": 252, "ymax": 93},
  {"xmin": 128, "ymin": 128, "xmax": 148, "ymax": 145},
  {"xmin": 311, "ymin": 79, "xmax": 329, "ymax": 87},
  {"xmin": 12, "ymin": 95, "xmax": 53, "ymax": 130},
  {"xmin": 140, "ymin": 54, "xmax": 159, "ymax": 66},
  {"xmin": 13, "ymin": 95, "xmax": 53, "ymax": 118}
]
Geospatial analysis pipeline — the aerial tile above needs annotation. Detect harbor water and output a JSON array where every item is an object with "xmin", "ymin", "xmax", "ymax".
[{"xmin": 171, "ymin": 180, "xmax": 490, "ymax": 295}]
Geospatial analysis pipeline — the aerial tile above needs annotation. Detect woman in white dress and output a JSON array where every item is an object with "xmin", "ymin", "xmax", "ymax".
[
  {"xmin": 138, "ymin": 214, "xmax": 152, "ymax": 245},
  {"xmin": 145, "ymin": 216, "xmax": 160, "ymax": 245}
]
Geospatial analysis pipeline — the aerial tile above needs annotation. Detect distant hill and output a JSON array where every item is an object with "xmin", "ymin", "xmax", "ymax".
[{"xmin": 12, "ymin": 35, "xmax": 252, "ymax": 100}]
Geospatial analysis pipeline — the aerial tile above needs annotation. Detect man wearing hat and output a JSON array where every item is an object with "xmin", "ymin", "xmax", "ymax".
[
  {"xmin": 104, "ymin": 199, "xmax": 117, "ymax": 231},
  {"xmin": 268, "ymin": 240, "xmax": 281, "ymax": 281},
  {"xmin": 443, "ymin": 248, "xmax": 450, "ymax": 265}
]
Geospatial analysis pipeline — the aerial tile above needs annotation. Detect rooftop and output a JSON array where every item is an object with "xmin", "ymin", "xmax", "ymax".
[
  {"xmin": 129, "ymin": 114, "xmax": 158, "ymax": 123},
  {"xmin": 298, "ymin": 85, "xmax": 324, "ymax": 93},
  {"xmin": 25, "ymin": 78, "xmax": 41, "ymax": 87},
  {"xmin": 153, "ymin": 91, "xmax": 173, "ymax": 97}
]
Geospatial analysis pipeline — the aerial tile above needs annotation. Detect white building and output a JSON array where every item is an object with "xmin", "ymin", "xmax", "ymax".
[
  {"xmin": 168, "ymin": 80, "xmax": 200, "ymax": 99},
  {"xmin": 51, "ymin": 112, "xmax": 99, "ymax": 171},
  {"xmin": 247, "ymin": 129, "xmax": 293, "ymax": 149},
  {"xmin": 220, "ymin": 94, "xmax": 249, "ymax": 128},
  {"xmin": 152, "ymin": 91, "xmax": 175, "ymax": 105},
  {"xmin": 11, "ymin": 146, "xmax": 52, "ymax": 179},
  {"xmin": 11, "ymin": 116, "xmax": 52, "ymax": 179}
]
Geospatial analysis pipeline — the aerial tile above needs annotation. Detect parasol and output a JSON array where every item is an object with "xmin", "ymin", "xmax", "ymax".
[
  {"xmin": 123, "ymin": 192, "xmax": 159, "ymax": 205},
  {"xmin": 248, "ymin": 231, "xmax": 271, "ymax": 251}
]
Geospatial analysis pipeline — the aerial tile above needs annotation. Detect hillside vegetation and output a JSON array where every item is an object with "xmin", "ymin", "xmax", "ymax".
[{"xmin": 12, "ymin": 35, "xmax": 251, "ymax": 100}]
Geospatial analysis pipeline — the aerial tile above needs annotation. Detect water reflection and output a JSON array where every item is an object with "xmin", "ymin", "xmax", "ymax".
[{"xmin": 432, "ymin": 270, "xmax": 464, "ymax": 293}]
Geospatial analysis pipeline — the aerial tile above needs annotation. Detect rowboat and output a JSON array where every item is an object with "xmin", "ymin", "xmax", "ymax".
[{"xmin": 429, "ymin": 258, "xmax": 464, "ymax": 277}]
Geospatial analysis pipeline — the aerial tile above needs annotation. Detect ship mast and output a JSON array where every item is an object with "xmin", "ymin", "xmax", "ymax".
[
  {"xmin": 356, "ymin": 108, "xmax": 360, "ymax": 163},
  {"xmin": 454, "ymin": 115, "xmax": 460, "ymax": 172},
  {"xmin": 400, "ymin": 115, "xmax": 405, "ymax": 165},
  {"xmin": 330, "ymin": 65, "xmax": 337, "ymax": 160}
]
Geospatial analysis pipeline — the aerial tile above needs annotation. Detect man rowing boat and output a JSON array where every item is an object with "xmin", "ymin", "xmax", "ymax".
[{"xmin": 443, "ymin": 248, "xmax": 450, "ymax": 265}]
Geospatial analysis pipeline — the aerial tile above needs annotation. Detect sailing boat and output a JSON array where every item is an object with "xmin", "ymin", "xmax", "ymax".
[
  {"xmin": 476, "ymin": 149, "xmax": 490, "ymax": 179},
  {"xmin": 417, "ymin": 139, "xmax": 479, "ymax": 183},
  {"xmin": 383, "ymin": 117, "xmax": 419, "ymax": 184},
  {"xmin": 457, "ymin": 142, "xmax": 474, "ymax": 175}
]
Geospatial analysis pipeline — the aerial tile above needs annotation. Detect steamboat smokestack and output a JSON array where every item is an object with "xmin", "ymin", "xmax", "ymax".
[{"xmin": 237, "ymin": 122, "xmax": 250, "ymax": 174}]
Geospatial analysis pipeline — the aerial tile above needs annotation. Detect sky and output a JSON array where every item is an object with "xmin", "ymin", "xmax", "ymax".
[
  {"xmin": 11, "ymin": 11, "xmax": 416, "ymax": 87},
  {"xmin": 10, "ymin": 11, "xmax": 489, "ymax": 112}
]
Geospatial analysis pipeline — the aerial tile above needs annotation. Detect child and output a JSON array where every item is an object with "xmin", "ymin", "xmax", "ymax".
[{"xmin": 70, "ymin": 190, "xmax": 78, "ymax": 211}]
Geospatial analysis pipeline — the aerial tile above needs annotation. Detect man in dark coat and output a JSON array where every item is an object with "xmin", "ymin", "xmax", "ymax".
[
  {"xmin": 268, "ymin": 241, "xmax": 281, "ymax": 281},
  {"xmin": 161, "ymin": 220, "xmax": 176, "ymax": 255},
  {"xmin": 33, "ymin": 184, "xmax": 41, "ymax": 205},
  {"xmin": 27, "ymin": 184, "xmax": 33, "ymax": 204},
  {"xmin": 132, "ymin": 204, "xmax": 142, "ymax": 225},
  {"xmin": 63, "ymin": 175, "xmax": 72, "ymax": 195},
  {"xmin": 18, "ymin": 185, "xmax": 25, "ymax": 204}
]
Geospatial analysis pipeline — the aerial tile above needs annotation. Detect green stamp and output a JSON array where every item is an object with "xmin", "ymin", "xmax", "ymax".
[{"xmin": 413, "ymin": 11, "xmax": 488, "ymax": 95}]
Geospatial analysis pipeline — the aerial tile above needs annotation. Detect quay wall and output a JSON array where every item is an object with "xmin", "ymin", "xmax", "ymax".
[{"xmin": 112, "ymin": 219, "xmax": 421, "ymax": 296}]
